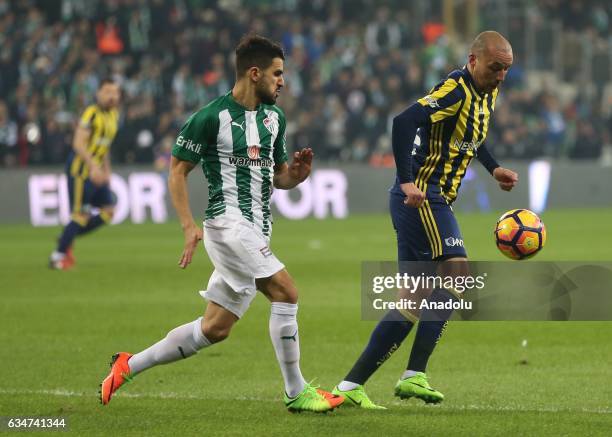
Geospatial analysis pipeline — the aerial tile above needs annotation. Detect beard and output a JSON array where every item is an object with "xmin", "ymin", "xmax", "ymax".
[{"xmin": 256, "ymin": 85, "xmax": 277, "ymax": 105}]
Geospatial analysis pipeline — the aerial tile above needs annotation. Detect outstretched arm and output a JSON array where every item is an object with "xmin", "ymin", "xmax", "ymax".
[
  {"xmin": 168, "ymin": 156, "xmax": 202, "ymax": 268},
  {"xmin": 273, "ymin": 148, "xmax": 313, "ymax": 189}
]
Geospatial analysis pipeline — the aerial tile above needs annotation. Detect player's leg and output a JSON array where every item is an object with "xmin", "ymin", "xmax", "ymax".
[
  {"xmin": 396, "ymin": 199, "xmax": 467, "ymax": 403},
  {"xmin": 50, "ymin": 175, "xmax": 90, "ymax": 269},
  {"xmin": 79, "ymin": 184, "xmax": 115, "ymax": 236},
  {"xmin": 256, "ymin": 270, "xmax": 303, "ymax": 397},
  {"xmin": 128, "ymin": 301, "xmax": 236, "ymax": 375},
  {"xmin": 100, "ymin": 269, "xmax": 242, "ymax": 405},
  {"xmin": 332, "ymin": 192, "xmax": 424, "ymax": 409},
  {"xmin": 257, "ymin": 269, "xmax": 344, "ymax": 412},
  {"xmin": 100, "ymin": 301, "xmax": 236, "ymax": 405}
]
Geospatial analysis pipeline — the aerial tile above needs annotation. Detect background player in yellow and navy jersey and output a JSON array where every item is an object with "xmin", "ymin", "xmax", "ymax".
[
  {"xmin": 49, "ymin": 79, "xmax": 120, "ymax": 270},
  {"xmin": 332, "ymin": 31, "xmax": 519, "ymax": 408}
]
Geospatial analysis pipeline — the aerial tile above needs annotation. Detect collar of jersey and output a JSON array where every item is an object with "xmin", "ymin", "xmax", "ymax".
[
  {"xmin": 226, "ymin": 90, "xmax": 261, "ymax": 112},
  {"xmin": 461, "ymin": 66, "xmax": 486, "ymax": 99}
]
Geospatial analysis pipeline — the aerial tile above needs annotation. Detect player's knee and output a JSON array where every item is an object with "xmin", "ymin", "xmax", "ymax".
[
  {"xmin": 258, "ymin": 271, "xmax": 299, "ymax": 304},
  {"xmin": 279, "ymin": 286, "xmax": 298, "ymax": 304},
  {"xmin": 202, "ymin": 321, "xmax": 232, "ymax": 343}
]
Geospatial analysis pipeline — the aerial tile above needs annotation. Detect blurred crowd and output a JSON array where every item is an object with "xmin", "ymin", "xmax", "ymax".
[{"xmin": 0, "ymin": 0, "xmax": 610, "ymax": 169}]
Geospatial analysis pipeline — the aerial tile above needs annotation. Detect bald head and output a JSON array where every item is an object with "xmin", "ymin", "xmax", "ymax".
[
  {"xmin": 467, "ymin": 31, "xmax": 513, "ymax": 93},
  {"xmin": 470, "ymin": 31, "xmax": 512, "ymax": 58}
]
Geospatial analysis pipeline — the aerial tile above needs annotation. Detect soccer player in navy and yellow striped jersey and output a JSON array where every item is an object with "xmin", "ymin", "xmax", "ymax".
[
  {"xmin": 49, "ymin": 79, "xmax": 120, "ymax": 270},
  {"xmin": 333, "ymin": 31, "xmax": 519, "ymax": 408}
]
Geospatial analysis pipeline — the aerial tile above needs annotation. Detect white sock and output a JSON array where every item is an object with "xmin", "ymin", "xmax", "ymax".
[
  {"xmin": 128, "ymin": 317, "xmax": 211, "ymax": 375},
  {"xmin": 401, "ymin": 370, "xmax": 419, "ymax": 380},
  {"xmin": 51, "ymin": 251, "xmax": 65, "ymax": 261},
  {"xmin": 269, "ymin": 302, "xmax": 306, "ymax": 398},
  {"xmin": 337, "ymin": 380, "xmax": 360, "ymax": 391}
]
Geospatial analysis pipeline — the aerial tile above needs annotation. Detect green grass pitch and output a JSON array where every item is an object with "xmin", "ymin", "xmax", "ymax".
[{"xmin": 1, "ymin": 209, "xmax": 611, "ymax": 436}]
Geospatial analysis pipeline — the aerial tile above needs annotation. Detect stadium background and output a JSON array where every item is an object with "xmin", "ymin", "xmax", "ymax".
[{"xmin": 1, "ymin": 0, "xmax": 611, "ymax": 435}]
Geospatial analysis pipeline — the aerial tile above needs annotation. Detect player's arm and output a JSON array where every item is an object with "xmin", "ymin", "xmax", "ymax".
[
  {"xmin": 273, "ymin": 148, "xmax": 313, "ymax": 189},
  {"xmin": 168, "ymin": 156, "xmax": 202, "ymax": 268},
  {"xmin": 392, "ymin": 104, "xmax": 430, "ymax": 207},
  {"xmin": 477, "ymin": 143, "xmax": 518, "ymax": 191},
  {"xmin": 169, "ymin": 112, "xmax": 208, "ymax": 269},
  {"xmin": 393, "ymin": 77, "xmax": 464, "ymax": 207}
]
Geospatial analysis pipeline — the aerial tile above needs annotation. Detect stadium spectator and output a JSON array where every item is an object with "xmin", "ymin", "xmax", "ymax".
[{"xmin": 0, "ymin": 0, "xmax": 609, "ymax": 167}]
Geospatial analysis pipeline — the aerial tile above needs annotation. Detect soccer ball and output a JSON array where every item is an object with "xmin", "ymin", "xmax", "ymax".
[{"xmin": 494, "ymin": 209, "xmax": 547, "ymax": 260}]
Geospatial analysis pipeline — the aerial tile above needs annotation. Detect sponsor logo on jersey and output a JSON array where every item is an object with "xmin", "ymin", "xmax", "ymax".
[
  {"xmin": 176, "ymin": 135, "xmax": 203, "ymax": 154},
  {"xmin": 228, "ymin": 156, "xmax": 273, "ymax": 168},
  {"xmin": 444, "ymin": 237, "xmax": 464, "ymax": 247},
  {"xmin": 453, "ymin": 138, "xmax": 481, "ymax": 153},
  {"xmin": 260, "ymin": 246, "xmax": 273, "ymax": 257},
  {"xmin": 247, "ymin": 145, "xmax": 260, "ymax": 159}
]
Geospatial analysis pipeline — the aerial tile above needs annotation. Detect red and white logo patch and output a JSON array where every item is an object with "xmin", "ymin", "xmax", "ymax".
[
  {"xmin": 262, "ymin": 117, "xmax": 278, "ymax": 136},
  {"xmin": 247, "ymin": 145, "xmax": 260, "ymax": 159}
]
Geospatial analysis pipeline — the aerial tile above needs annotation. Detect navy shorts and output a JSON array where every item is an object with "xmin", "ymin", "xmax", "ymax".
[
  {"xmin": 66, "ymin": 172, "xmax": 114, "ymax": 214},
  {"xmin": 390, "ymin": 192, "xmax": 467, "ymax": 261}
]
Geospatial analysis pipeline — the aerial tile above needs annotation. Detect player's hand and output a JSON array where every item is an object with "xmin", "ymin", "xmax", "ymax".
[
  {"xmin": 90, "ymin": 164, "xmax": 106, "ymax": 186},
  {"xmin": 179, "ymin": 223, "xmax": 203, "ymax": 269},
  {"xmin": 400, "ymin": 182, "xmax": 425, "ymax": 208},
  {"xmin": 288, "ymin": 148, "xmax": 313, "ymax": 183},
  {"xmin": 493, "ymin": 167, "xmax": 518, "ymax": 192}
]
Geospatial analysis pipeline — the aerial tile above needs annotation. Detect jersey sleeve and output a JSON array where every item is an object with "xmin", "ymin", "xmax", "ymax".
[
  {"xmin": 79, "ymin": 105, "xmax": 97, "ymax": 128},
  {"xmin": 416, "ymin": 78, "xmax": 464, "ymax": 124},
  {"xmin": 172, "ymin": 112, "xmax": 208, "ymax": 163},
  {"xmin": 272, "ymin": 112, "xmax": 288, "ymax": 165}
]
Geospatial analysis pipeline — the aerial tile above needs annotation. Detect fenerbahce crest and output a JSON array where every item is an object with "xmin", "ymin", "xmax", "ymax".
[{"xmin": 247, "ymin": 144, "xmax": 261, "ymax": 159}]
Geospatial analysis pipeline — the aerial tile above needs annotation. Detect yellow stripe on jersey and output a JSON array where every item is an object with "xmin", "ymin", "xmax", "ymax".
[
  {"xmin": 415, "ymin": 124, "xmax": 437, "ymax": 192},
  {"xmin": 417, "ymin": 78, "xmax": 462, "ymax": 123},
  {"xmin": 415, "ymin": 122, "xmax": 443, "ymax": 193},
  {"xmin": 479, "ymin": 88, "xmax": 498, "ymax": 141},
  {"xmin": 447, "ymin": 156, "xmax": 472, "ymax": 201},
  {"xmin": 439, "ymin": 78, "xmax": 473, "ymax": 191},
  {"xmin": 79, "ymin": 106, "xmax": 97, "ymax": 128}
]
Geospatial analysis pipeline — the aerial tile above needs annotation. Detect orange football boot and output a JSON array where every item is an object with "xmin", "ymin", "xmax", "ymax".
[
  {"xmin": 100, "ymin": 352, "xmax": 133, "ymax": 405},
  {"xmin": 65, "ymin": 245, "xmax": 75, "ymax": 266}
]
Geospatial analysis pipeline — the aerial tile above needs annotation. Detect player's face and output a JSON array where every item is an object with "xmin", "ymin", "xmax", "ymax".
[
  {"xmin": 96, "ymin": 83, "xmax": 121, "ymax": 110},
  {"xmin": 471, "ymin": 47, "xmax": 513, "ymax": 94},
  {"xmin": 255, "ymin": 57, "xmax": 284, "ymax": 105}
]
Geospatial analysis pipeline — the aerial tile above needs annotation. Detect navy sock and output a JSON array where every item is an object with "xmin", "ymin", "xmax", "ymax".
[
  {"xmin": 57, "ymin": 221, "xmax": 84, "ymax": 253},
  {"xmin": 344, "ymin": 309, "xmax": 413, "ymax": 385},
  {"xmin": 78, "ymin": 215, "xmax": 106, "ymax": 236},
  {"xmin": 407, "ymin": 289, "xmax": 456, "ymax": 372}
]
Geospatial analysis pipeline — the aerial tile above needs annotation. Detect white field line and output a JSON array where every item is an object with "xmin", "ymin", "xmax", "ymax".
[{"xmin": 1, "ymin": 388, "xmax": 611, "ymax": 415}]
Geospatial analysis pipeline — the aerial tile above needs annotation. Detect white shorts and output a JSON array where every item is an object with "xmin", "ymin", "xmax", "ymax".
[{"xmin": 199, "ymin": 215, "xmax": 284, "ymax": 318}]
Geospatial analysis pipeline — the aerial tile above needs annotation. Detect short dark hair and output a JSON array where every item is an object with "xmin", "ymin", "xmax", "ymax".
[
  {"xmin": 235, "ymin": 34, "xmax": 284, "ymax": 77},
  {"xmin": 98, "ymin": 78, "xmax": 117, "ymax": 89}
]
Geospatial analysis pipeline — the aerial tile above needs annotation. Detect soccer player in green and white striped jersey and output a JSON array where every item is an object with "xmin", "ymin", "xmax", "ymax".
[{"xmin": 99, "ymin": 34, "xmax": 344, "ymax": 413}]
